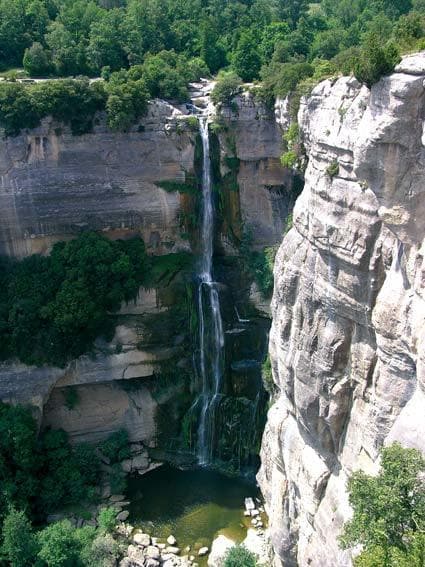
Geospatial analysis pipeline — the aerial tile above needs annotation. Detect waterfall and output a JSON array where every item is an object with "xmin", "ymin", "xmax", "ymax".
[{"xmin": 197, "ymin": 117, "xmax": 225, "ymax": 466}]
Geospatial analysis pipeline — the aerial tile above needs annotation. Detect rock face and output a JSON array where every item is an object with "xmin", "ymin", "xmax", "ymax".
[
  {"xmin": 0, "ymin": 101, "xmax": 196, "ymax": 258},
  {"xmin": 258, "ymin": 53, "xmax": 425, "ymax": 566},
  {"xmin": 0, "ymin": 92, "xmax": 294, "ymax": 467}
]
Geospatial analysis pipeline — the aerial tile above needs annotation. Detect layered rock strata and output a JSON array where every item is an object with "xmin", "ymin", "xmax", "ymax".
[
  {"xmin": 259, "ymin": 53, "xmax": 425, "ymax": 566},
  {"xmin": 0, "ymin": 92, "xmax": 292, "ymax": 466}
]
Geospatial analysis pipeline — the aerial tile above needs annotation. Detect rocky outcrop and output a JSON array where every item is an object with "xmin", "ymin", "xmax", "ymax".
[{"xmin": 258, "ymin": 53, "xmax": 425, "ymax": 566}]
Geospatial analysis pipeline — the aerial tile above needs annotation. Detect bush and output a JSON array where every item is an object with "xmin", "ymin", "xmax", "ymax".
[
  {"xmin": 224, "ymin": 545, "xmax": 258, "ymax": 567},
  {"xmin": 211, "ymin": 72, "xmax": 242, "ymax": 105},
  {"xmin": 37, "ymin": 520, "xmax": 94, "ymax": 567},
  {"xmin": 354, "ymin": 38, "xmax": 401, "ymax": 88},
  {"xmin": 326, "ymin": 160, "xmax": 339, "ymax": 178},
  {"xmin": 81, "ymin": 533, "xmax": 120, "ymax": 567},
  {"xmin": 99, "ymin": 429, "xmax": 130, "ymax": 464},
  {"xmin": 262, "ymin": 356, "xmax": 276, "ymax": 396},
  {"xmin": 261, "ymin": 61, "xmax": 314, "ymax": 98},
  {"xmin": 281, "ymin": 150, "xmax": 298, "ymax": 168},
  {"xmin": 97, "ymin": 508, "xmax": 118, "ymax": 534}
]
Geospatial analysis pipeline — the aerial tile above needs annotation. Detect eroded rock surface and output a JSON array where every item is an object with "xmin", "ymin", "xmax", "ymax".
[{"xmin": 258, "ymin": 53, "xmax": 425, "ymax": 566}]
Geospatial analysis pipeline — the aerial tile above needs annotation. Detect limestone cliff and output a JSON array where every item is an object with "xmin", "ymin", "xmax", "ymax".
[
  {"xmin": 0, "ymin": 91, "xmax": 290, "ymax": 469},
  {"xmin": 258, "ymin": 53, "xmax": 425, "ymax": 566}
]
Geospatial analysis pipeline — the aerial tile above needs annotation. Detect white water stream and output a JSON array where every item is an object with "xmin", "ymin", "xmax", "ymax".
[{"xmin": 197, "ymin": 117, "xmax": 225, "ymax": 465}]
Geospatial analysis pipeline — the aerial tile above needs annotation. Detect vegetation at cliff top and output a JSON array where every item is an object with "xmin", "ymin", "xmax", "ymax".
[
  {"xmin": 0, "ymin": 0, "xmax": 423, "ymax": 135},
  {"xmin": 0, "ymin": 232, "xmax": 147, "ymax": 366},
  {"xmin": 340, "ymin": 442, "xmax": 425, "ymax": 566}
]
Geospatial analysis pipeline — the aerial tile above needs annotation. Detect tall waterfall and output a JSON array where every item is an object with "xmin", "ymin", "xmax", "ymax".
[{"xmin": 197, "ymin": 117, "xmax": 225, "ymax": 465}]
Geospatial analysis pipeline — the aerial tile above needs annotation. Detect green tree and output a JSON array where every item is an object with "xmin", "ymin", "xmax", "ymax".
[
  {"xmin": 0, "ymin": 83, "xmax": 40, "ymax": 136},
  {"xmin": 232, "ymin": 29, "xmax": 261, "ymax": 82},
  {"xmin": 23, "ymin": 42, "xmax": 53, "ymax": 76},
  {"xmin": 37, "ymin": 520, "xmax": 87, "ymax": 567},
  {"xmin": 87, "ymin": 9, "xmax": 127, "ymax": 73},
  {"xmin": 199, "ymin": 18, "xmax": 227, "ymax": 74},
  {"xmin": 211, "ymin": 72, "xmax": 241, "ymax": 105},
  {"xmin": 80, "ymin": 533, "xmax": 120, "ymax": 567},
  {"xmin": 340, "ymin": 443, "xmax": 425, "ymax": 565},
  {"xmin": 1, "ymin": 508, "xmax": 38, "ymax": 567},
  {"xmin": 224, "ymin": 545, "xmax": 258, "ymax": 567}
]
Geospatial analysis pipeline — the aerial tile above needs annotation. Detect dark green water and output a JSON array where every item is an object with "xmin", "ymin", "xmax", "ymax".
[{"xmin": 127, "ymin": 466, "xmax": 259, "ymax": 559}]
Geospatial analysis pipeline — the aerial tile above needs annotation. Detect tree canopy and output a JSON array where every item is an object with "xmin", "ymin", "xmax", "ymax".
[
  {"xmin": 340, "ymin": 443, "xmax": 425, "ymax": 567},
  {"xmin": 0, "ymin": 232, "xmax": 147, "ymax": 366}
]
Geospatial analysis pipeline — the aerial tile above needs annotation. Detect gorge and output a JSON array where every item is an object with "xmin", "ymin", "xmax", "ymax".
[{"xmin": 0, "ymin": 51, "xmax": 424, "ymax": 567}]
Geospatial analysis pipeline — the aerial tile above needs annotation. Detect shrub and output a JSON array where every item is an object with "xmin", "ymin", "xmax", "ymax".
[
  {"xmin": 37, "ymin": 520, "xmax": 93, "ymax": 567},
  {"xmin": 64, "ymin": 387, "xmax": 79, "ymax": 410},
  {"xmin": 262, "ymin": 356, "xmax": 276, "ymax": 396},
  {"xmin": 81, "ymin": 533, "xmax": 120, "ymax": 567},
  {"xmin": 326, "ymin": 160, "xmax": 339, "ymax": 178},
  {"xmin": 224, "ymin": 545, "xmax": 258, "ymax": 567},
  {"xmin": 281, "ymin": 149, "xmax": 297, "ymax": 168},
  {"xmin": 109, "ymin": 463, "xmax": 127, "ymax": 495},
  {"xmin": 354, "ymin": 38, "xmax": 401, "ymax": 88},
  {"xmin": 97, "ymin": 507, "xmax": 118, "ymax": 534},
  {"xmin": 99, "ymin": 429, "xmax": 130, "ymax": 463},
  {"xmin": 261, "ymin": 61, "xmax": 314, "ymax": 98},
  {"xmin": 211, "ymin": 72, "xmax": 242, "ymax": 105}
]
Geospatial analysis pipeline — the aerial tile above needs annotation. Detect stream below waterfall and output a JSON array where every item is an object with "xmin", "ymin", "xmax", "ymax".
[{"xmin": 127, "ymin": 466, "xmax": 260, "ymax": 565}]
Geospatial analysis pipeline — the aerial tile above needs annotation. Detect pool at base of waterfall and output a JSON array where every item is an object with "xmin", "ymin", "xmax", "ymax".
[{"xmin": 127, "ymin": 465, "xmax": 261, "ymax": 564}]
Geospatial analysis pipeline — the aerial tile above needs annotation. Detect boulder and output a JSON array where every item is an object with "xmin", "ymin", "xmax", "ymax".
[
  {"xmin": 165, "ymin": 546, "xmax": 180, "ymax": 555},
  {"xmin": 116, "ymin": 511, "xmax": 129, "ymax": 522},
  {"xmin": 167, "ymin": 535, "xmax": 177, "ymax": 545},
  {"xmin": 133, "ymin": 532, "xmax": 151, "ymax": 547},
  {"xmin": 198, "ymin": 546, "xmax": 209, "ymax": 556},
  {"xmin": 146, "ymin": 545, "xmax": 161, "ymax": 560},
  {"xmin": 208, "ymin": 535, "xmax": 235, "ymax": 567}
]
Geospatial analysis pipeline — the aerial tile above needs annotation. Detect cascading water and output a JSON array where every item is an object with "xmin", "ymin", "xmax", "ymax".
[{"xmin": 196, "ymin": 116, "xmax": 225, "ymax": 465}]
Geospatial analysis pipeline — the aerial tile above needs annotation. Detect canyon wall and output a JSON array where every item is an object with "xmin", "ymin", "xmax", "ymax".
[
  {"xmin": 0, "ymin": 91, "xmax": 291, "ymax": 468},
  {"xmin": 258, "ymin": 53, "xmax": 425, "ymax": 566}
]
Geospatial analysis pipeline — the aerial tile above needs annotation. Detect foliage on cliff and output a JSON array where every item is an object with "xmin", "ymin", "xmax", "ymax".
[
  {"xmin": 0, "ymin": 403, "xmax": 101, "ymax": 527},
  {"xmin": 340, "ymin": 443, "xmax": 425, "ymax": 566},
  {"xmin": 0, "ymin": 232, "xmax": 147, "ymax": 366}
]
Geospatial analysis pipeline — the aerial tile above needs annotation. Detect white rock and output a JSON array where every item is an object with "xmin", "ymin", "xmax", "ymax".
[
  {"xmin": 167, "ymin": 535, "xmax": 177, "ymax": 545},
  {"xmin": 146, "ymin": 545, "xmax": 160, "ymax": 560},
  {"xmin": 198, "ymin": 547, "xmax": 209, "ymax": 556},
  {"xmin": 133, "ymin": 533, "xmax": 151, "ymax": 547},
  {"xmin": 208, "ymin": 535, "xmax": 235, "ymax": 567}
]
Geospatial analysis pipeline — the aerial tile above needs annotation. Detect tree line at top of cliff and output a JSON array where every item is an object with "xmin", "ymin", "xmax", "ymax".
[{"xmin": 0, "ymin": 0, "xmax": 423, "ymax": 136}]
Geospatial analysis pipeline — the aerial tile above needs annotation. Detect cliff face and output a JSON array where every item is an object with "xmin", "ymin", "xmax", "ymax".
[
  {"xmin": 258, "ymin": 53, "xmax": 425, "ymax": 566},
  {"xmin": 0, "ymin": 92, "xmax": 290, "ymax": 467}
]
